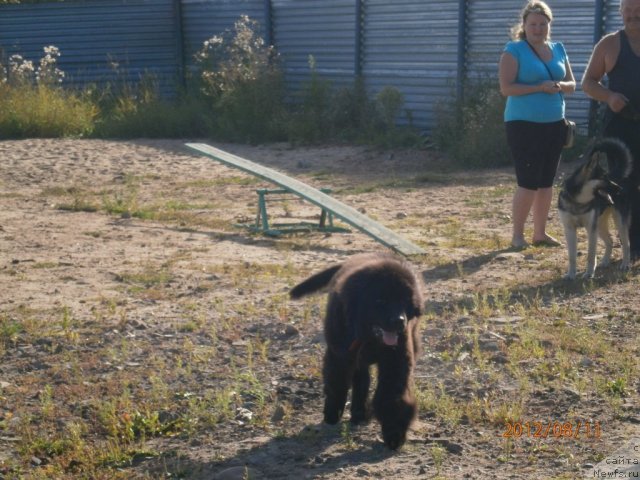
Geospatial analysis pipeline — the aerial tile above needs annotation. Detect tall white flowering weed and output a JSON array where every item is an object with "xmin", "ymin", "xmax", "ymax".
[
  {"xmin": 196, "ymin": 15, "xmax": 279, "ymax": 99},
  {"xmin": 3, "ymin": 46, "xmax": 65, "ymax": 87}
]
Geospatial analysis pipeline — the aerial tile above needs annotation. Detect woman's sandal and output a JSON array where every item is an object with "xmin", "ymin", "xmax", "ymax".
[{"xmin": 532, "ymin": 236, "xmax": 562, "ymax": 247}]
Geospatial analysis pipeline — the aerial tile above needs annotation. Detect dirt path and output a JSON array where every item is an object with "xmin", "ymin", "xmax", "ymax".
[{"xmin": 0, "ymin": 139, "xmax": 638, "ymax": 479}]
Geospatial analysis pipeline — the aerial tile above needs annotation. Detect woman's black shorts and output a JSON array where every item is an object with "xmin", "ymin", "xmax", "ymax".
[{"xmin": 505, "ymin": 120, "xmax": 566, "ymax": 190}]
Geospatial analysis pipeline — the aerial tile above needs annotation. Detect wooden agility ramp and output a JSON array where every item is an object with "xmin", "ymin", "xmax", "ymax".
[{"xmin": 185, "ymin": 143, "xmax": 426, "ymax": 257}]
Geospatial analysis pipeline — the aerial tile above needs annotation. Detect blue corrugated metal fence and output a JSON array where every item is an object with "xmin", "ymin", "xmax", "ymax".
[
  {"xmin": 0, "ymin": 0, "xmax": 182, "ymax": 98},
  {"xmin": 0, "ymin": 0, "xmax": 626, "ymax": 132}
]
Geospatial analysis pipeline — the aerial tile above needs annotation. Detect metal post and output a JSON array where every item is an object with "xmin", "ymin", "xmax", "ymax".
[
  {"xmin": 173, "ymin": 0, "xmax": 186, "ymax": 90},
  {"xmin": 594, "ymin": 0, "xmax": 605, "ymax": 43},
  {"xmin": 257, "ymin": 190, "xmax": 270, "ymax": 232},
  {"xmin": 354, "ymin": 0, "xmax": 363, "ymax": 77},
  {"xmin": 263, "ymin": 0, "xmax": 273, "ymax": 46},
  {"xmin": 456, "ymin": 0, "xmax": 468, "ymax": 103}
]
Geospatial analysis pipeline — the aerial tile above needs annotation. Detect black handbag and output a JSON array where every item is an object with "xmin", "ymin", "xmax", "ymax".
[{"xmin": 564, "ymin": 119, "xmax": 576, "ymax": 148}]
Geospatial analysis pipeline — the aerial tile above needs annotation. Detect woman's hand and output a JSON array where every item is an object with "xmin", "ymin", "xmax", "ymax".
[{"xmin": 539, "ymin": 80, "xmax": 561, "ymax": 94}]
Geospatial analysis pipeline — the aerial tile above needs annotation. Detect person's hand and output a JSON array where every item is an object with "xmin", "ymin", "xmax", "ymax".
[
  {"xmin": 606, "ymin": 92, "xmax": 629, "ymax": 113},
  {"xmin": 540, "ymin": 81, "xmax": 561, "ymax": 94}
]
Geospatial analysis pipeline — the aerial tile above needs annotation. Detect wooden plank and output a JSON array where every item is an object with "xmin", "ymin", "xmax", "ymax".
[{"xmin": 185, "ymin": 143, "xmax": 426, "ymax": 256}]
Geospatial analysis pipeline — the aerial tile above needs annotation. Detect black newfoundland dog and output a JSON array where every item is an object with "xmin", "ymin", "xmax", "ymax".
[{"xmin": 290, "ymin": 253, "xmax": 423, "ymax": 449}]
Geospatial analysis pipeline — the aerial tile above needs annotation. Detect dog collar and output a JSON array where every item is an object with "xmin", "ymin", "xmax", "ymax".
[{"xmin": 559, "ymin": 191, "xmax": 597, "ymax": 215}]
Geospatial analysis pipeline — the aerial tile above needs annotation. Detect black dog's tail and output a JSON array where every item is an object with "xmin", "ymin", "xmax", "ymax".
[
  {"xmin": 592, "ymin": 137, "xmax": 633, "ymax": 181},
  {"xmin": 290, "ymin": 264, "xmax": 342, "ymax": 299}
]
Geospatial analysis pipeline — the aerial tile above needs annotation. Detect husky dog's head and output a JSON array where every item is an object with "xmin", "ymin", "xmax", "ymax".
[{"xmin": 560, "ymin": 138, "xmax": 632, "ymax": 210}]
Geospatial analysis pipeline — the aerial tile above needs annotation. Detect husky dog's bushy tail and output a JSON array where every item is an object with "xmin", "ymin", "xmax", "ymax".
[{"xmin": 588, "ymin": 137, "xmax": 633, "ymax": 182}]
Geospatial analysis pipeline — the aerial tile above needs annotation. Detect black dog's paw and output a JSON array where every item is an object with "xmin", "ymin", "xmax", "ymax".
[
  {"xmin": 323, "ymin": 408, "xmax": 343, "ymax": 425},
  {"xmin": 382, "ymin": 425, "xmax": 408, "ymax": 450},
  {"xmin": 350, "ymin": 406, "xmax": 372, "ymax": 425}
]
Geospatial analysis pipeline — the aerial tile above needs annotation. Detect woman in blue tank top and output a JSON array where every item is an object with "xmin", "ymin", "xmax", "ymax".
[
  {"xmin": 498, "ymin": 1, "xmax": 576, "ymax": 249},
  {"xmin": 582, "ymin": 0, "xmax": 640, "ymax": 259}
]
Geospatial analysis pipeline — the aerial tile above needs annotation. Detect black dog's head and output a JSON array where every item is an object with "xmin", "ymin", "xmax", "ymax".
[{"xmin": 341, "ymin": 260, "xmax": 423, "ymax": 347}]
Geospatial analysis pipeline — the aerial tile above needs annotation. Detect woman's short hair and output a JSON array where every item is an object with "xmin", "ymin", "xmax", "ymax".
[{"xmin": 510, "ymin": 1, "xmax": 553, "ymax": 40}]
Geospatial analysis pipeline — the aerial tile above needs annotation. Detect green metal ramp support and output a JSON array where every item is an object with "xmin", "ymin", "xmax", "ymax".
[
  {"xmin": 185, "ymin": 143, "xmax": 426, "ymax": 257},
  {"xmin": 250, "ymin": 188, "xmax": 351, "ymax": 236}
]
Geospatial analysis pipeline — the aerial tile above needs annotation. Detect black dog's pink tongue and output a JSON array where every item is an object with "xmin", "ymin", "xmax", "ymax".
[{"xmin": 382, "ymin": 330, "xmax": 398, "ymax": 346}]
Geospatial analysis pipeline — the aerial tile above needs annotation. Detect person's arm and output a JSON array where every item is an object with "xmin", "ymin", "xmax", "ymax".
[
  {"xmin": 582, "ymin": 33, "xmax": 628, "ymax": 112},
  {"xmin": 558, "ymin": 58, "xmax": 576, "ymax": 94},
  {"xmin": 499, "ymin": 52, "xmax": 560, "ymax": 97}
]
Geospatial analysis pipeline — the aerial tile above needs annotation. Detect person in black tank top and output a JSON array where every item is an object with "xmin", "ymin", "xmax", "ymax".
[{"xmin": 582, "ymin": 0, "xmax": 640, "ymax": 259}]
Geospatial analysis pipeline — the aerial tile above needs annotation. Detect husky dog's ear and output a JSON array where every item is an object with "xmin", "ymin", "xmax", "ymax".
[
  {"xmin": 583, "ymin": 150, "xmax": 601, "ymax": 176},
  {"xmin": 592, "ymin": 151, "xmax": 605, "ymax": 164}
]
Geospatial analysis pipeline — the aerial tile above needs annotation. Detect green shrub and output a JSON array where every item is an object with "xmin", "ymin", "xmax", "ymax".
[
  {"xmin": 93, "ymin": 96, "xmax": 211, "ymax": 139},
  {"xmin": 289, "ymin": 69, "xmax": 422, "ymax": 147},
  {"xmin": 433, "ymin": 80, "xmax": 510, "ymax": 168},
  {"xmin": 329, "ymin": 77, "xmax": 378, "ymax": 140},
  {"xmin": 212, "ymin": 73, "xmax": 287, "ymax": 143},
  {"xmin": 90, "ymin": 74, "xmax": 211, "ymax": 139},
  {"xmin": 287, "ymin": 55, "xmax": 335, "ymax": 143},
  {"xmin": 195, "ymin": 15, "xmax": 287, "ymax": 143},
  {"xmin": 372, "ymin": 86, "xmax": 424, "ymax": 148},
  {"xmin": 376, "ymin": 86, "xmax": 405, "ymax": 131}
]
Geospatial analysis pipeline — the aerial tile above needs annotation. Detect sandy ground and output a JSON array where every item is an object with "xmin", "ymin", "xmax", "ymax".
[{"xmin": 0, "ymin": 138, "xmax": 639, "ymax": 479}]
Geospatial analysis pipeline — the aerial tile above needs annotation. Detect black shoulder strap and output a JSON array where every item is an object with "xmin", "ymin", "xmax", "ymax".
[{"xmin": 525, "ymin": 40, "xmax": 555, "ymax": 80}]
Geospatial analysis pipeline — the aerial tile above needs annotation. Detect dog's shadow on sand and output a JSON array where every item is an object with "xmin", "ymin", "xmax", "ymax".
[
  {"xmin": 149, "ymin": 421, "xmax": 397, "ymax": 479},
  {"xmin": 420, "ymin": 247, "xmax": 517, "ymax": 283},
  {"xmin": 509, "ymin": 262, "xmax": 639, "ymax": 305},
  {"xmin": 420, "ymin": 246, "xmax": 638, "ymax": 313}
]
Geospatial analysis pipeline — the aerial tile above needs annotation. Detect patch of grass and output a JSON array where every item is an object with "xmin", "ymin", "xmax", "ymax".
[
  {"xmin": 340, "ymin": 174, "xmax": 455, "ymax": 196},
  {"xmin": 114, "ymin": 263, "xmax": 174, "ymax": 301},
  {"xmin": 47, "ymin": 186, "xmax": 100, "ymax": 212},
  {"xmin": 430, "ymin": 443, "xmax": 447, "ymax": 476},
  {"xmin": 603, "ymin": 377, "xmax": 627, "ymax": 398},
  {"xmin": 507, "ymin": 333, "xmax": 545, "ymax": 364},
  {"xmin": 116, "ymin": 267, "xmax": 172, "ymax": 289},
  {"xmin": 0, "ymin": 313, "xmax": 24, "ymax": 349},
  {"xmin": 416, "ymin": 382, "xmax": 464, "ymax": 427},
  {"xmin": 32, "ymin": 261, "xmax": 60, "ymax": 269},
  {"xmin": 484, "ymin": 399, "xmax": 524, "ymax": 426},
  {"xmin": 102, "ymin": 177, "xmax": 141, "ymax": 217},
  {"xmin": 0, "ymin": 84, "xmax": 96, "ymax": 139},
  {"xmin": 340, "ymin": 422, "xmax": 358, "ymax": 450}
]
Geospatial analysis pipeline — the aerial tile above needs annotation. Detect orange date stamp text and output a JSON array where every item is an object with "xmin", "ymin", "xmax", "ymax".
[{"xmin": 502, "ymin": 421, "xmax": 602, "ymax": 439}]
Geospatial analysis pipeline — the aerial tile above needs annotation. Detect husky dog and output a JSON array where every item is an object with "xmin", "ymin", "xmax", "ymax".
[{"xmin": 558, "ymin": 138, "xmax": 634, "ymax": 279}]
